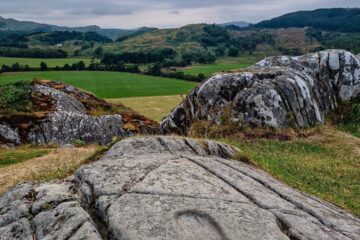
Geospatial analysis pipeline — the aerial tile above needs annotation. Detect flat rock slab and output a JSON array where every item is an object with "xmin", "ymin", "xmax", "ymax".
[{"xmin": 0, "ymin": 136, "xmax": 359, "ymax": 239}]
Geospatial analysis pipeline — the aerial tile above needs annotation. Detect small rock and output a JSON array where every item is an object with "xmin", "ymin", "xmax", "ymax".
[
  {"xmin": 60, "ymin": 144, "xmax": 75, "ymax": 149},
  {"xmin": 0, "ymin": 124, "xmax": 21, "ymax": 145}
]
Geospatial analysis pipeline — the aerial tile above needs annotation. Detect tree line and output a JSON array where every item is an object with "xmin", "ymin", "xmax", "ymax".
[{"xmin": 0, "ymin": 60, "xmax": 206, "ymax": 82}]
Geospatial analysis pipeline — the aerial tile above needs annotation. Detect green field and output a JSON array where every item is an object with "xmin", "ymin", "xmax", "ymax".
[
  {"xmin": 109, "ymin": 95, "xmax": 182, "ymax": 122},
  {"xmin": 182, "ymin": 55, "xmax": 264, "ymax": 77},
  {"xmin": 0, "ymin": 57, "xmax": 94, "ymax": 68},
  {"xmin": 0, "ymin": 71, "xmax": 197, "ymax": 98}
]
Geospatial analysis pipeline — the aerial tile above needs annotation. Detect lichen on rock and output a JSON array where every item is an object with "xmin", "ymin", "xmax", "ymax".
[
  {"xmin": 0, "ymin": 80, "xmax": 159, "ymax": 145},
  {"xmin": 161, "ymin": 49, "xmax": 360, "ymax": 135}
]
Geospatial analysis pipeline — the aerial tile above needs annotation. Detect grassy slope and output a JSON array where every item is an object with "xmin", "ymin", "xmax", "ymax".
[
  {"xmin": 103, "ymin": 24, "xmax": 206, "ymax": 53},
  {"xmin": 0, "ymin": 145, "xmax": 101, "ymax": 194},
  {"xmin": 109, "ymin": 95, "xmax": 182, "ymax": 122},
  {"xmin": 0, "ymin": 71, "xmax": 197, "ymax": 98},
  {"xmin": 221, "ymin": 126, "xmax": 360, "ymax": 216},
  {"xmin": 0, "ymin": 57, "xmax": 93, "ymax": 68},
  {"xmin": 182, "ymin": 55, "xmax": 263, "ymax": 77},
  {"xmin": 0, "ymin": 146, "xmax": 50, "ymax": 168}
]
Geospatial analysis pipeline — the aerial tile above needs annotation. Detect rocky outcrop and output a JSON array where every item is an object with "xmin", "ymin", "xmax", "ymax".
[
  {"xmin": 161, "ymin": 50, "xmax": 360, "ymax": 134},
  {"xmin": 1, "ymin": 136, "xmax": 359, "ymax": 239},
  {"xmin": 26, "ymin": 84, "xmax": 127, "ymax": 145},
  {"xmin": 0, "ymin": 124, "xmax": 20, "ymax": 145},
  {"xmin": 0, "ymin": 81, "xmax": 159, "ymax": 145}
]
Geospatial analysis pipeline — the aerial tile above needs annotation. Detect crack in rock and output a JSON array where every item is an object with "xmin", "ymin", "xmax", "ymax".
[{"xmin": 0, "ymin": 136, "xmax": 359, "ymax": 240}]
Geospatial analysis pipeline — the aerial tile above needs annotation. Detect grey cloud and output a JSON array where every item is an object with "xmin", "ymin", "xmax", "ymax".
[
  {"xmin": 68, "ymin": 8, "xmax": 133, "ymax": 16},
  {"xmin": 0, "ymin": 0, "xmax": 358, "ymax": 28}
]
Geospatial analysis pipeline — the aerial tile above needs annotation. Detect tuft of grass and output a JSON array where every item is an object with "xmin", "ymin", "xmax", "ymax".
[
  {"xmin": 29, "ymin": 145, "xmax": 107, "ymax": 182},
  {"xmin": 329, "ymin": 99, "xmax": 360, "ymax": 138},
  {"xmin": 0, "ymin": 81, "xmax": 33, "ymax": 113},
  {"xmin": 0, "ymin": 145, "xmax": 102, "ymax": 194},
  {"xmin": 0, "ymin": 146, "xmax": 50, "ymax": 168}
]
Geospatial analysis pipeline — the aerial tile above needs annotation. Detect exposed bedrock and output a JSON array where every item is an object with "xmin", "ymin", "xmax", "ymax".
[
  {"xmin": 0, "ymin": 136, "xmax": 359, "ymax": 239},
  {"xmin": 26, "ymin": 84, "xmax": 127, "ymax": 145},
  {"xmin": 161, "ymin": 50, "xmax": 360, "ymax": 134},
  {"xmin": 0, "ymin": 81, "xmax": 159, "ymax": 145}
]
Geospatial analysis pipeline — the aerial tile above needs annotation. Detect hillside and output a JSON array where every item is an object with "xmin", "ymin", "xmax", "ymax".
[
  {"xmin": 219, "ymin": 21, "xmax": 251, "ymax": 28},
  {"xmin": 0, "ymin": 16, "xmax": 148, "ymax": 40},
  {"xmin": 103, "ymin": 24, "xmax": 276, "ymax": 60},
  {"xmin": 0, "ymin": 9, "xmax": 360, "ymax": 63},
  {"xmin": 255, "ymin": 8, "xmax": 360, "ymax": 32}
]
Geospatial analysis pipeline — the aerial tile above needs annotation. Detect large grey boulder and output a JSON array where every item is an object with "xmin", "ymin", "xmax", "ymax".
[
  {"xmin": 26, "ymin": 85, "xmax": 127, "ymax": 145},
  {"xmin": 161, "ymin": 50, "xmax": 360, "ymax": 134},
  {"xmin": 1, "ymin": 136, "xmax": 359, "ymax": 239},
  {"xmin": 0, "ymin": 81, "xmax": 158, "ymax": 145}
]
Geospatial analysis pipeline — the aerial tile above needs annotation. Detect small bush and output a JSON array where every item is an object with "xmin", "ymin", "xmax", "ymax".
[
  {"xmin": 73, "ymin": 139, "xmax": 87, "ymax": 147},
  {"xmin": 0, "ymin": 81, "xmax": 33, "ymax": 113}
]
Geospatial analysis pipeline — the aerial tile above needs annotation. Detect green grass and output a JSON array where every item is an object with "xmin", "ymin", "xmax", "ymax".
[
  {"xmin": 0, "ymin": 57, "xmax": 93, "ymax": 68},
  {"xmin": 339, "ymin": 123, "xmax": 360, "ymax": 138},
  {"xmin": 109, "ymin": 95, "xmax": 182, "ymax": 122},
  {"xmin": 222, "ymin": 128, "xmax": 360, "ymax": 216},
  {"xmin": 0, "ymin": 71, "xmax": 197, "ymax": 98},
  {"xmin": 182, "ymin": 55, "xmax": 264, "ymax": 77},
  {"xmin": 0, "ymin": 147, "xmax": 50, "ymax": 168}
]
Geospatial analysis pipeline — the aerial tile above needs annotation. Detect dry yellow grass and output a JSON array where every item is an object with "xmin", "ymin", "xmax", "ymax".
[
  {"xmin": 108, "ymin": 95, "xmax": 183, "ymax": 122},
  {"xmin": 0, "ymin": 146, "xmax": 99, "ymax": 194}
]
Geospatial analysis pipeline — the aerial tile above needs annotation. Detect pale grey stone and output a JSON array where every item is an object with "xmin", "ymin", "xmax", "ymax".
[
  {"xmin": 161, "ymin": 49, "xmax": 360, "ymax": 134},
  {"xmin": 0, "ymin": 124, "xmax": 20, "ymax": 145},
  {"xmin": 27, "ymin": 85, "xmax": 127, "ymax": 145},
  {"xmin": 0, "ymin": 136, "xmax": 359, "ymax": 239}
]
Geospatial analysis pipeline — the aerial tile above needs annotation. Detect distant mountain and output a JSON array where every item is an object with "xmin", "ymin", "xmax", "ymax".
[
  {"xmin": 219, "ymin": 21, "xmax": 251, "ymax": 28},
  {"xmin": 255, "ymin": 8, "xmax": 360, "ymax": 32},
  {"xmin": 0, "ymin": 16, "xmax": 154, "ymax": 39}
]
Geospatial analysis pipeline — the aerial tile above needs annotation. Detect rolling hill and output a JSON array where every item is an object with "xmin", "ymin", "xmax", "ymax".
[
  {"xmin": 255, "ymin": 8, "xmax": 360, "ymax": 32},
  {"xmin": 0, "ymin": 16, "xmax": 152, "ymax": 40}
]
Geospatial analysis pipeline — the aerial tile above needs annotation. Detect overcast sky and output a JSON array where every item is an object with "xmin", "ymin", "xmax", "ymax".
[{"xmin": 0, "ymin": 0, "xmax": 359, "ymax": 29}]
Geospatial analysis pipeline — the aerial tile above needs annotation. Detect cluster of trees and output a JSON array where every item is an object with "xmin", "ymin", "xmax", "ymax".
[
  {"xmin": 198, "ymin": 25, "xmax": 274, "ymax": 57},
  {"xmin": 101, "ymin": 48, "xmax": 177, "ymax": 65},
  {"xmin": 147, "ymin": 63, "xmax": 206, "ymax": 82},
  {"xmin": 0, "ymin": 59, "xmax": 206, "ymax": 82},
  {"xmin": 255, "ymin": 8, "xmax": 360, "ymax": 33},
  {"xmin": 0, "ymin": 61, "xmax": 141, "ymax": 74},
  {"xmin": 0, "ymin": 48, "xmax": 68, "ymax": 58},
  {"xmin": 38, "ymin": 31, "xmax": 112, "ymax": 45},
  {"xmin": 0, "ymin": 33, "xmax": 28, "ymax": 48},
  {"xmin": 201, "ymin": 25, "xmax": 231, "ymax": 46},
  {"xmin": 306, "ymin": 27, "xmax": 360, "ymax": 54}
]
